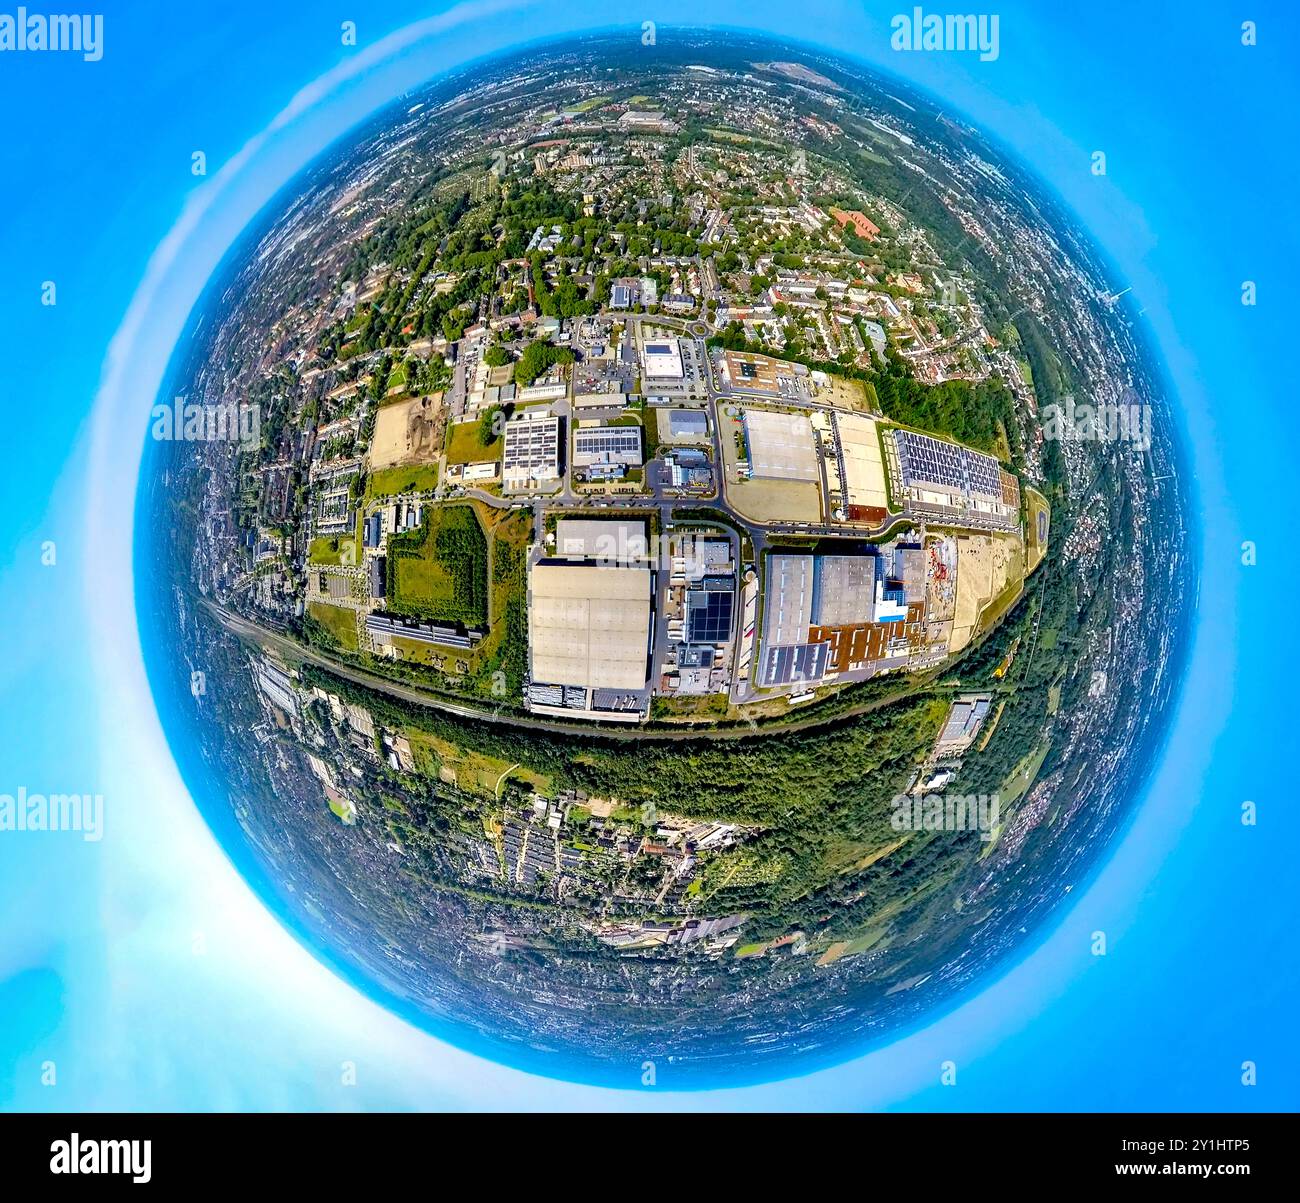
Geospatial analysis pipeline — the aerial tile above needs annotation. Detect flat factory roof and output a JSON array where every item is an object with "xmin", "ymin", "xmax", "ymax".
[
  {"xmin": 529, "ymin": 562, "xmax": 652, "ymax": 691},
  {"xmin": 835, "ymin": 412, "xmax": 890, "ymax": 510},
  {"xmin": 554, "ymin": 518, "xmax": 649, "ymax": 563},
  {"xmin": 643, "ymin": 339, "xmax": 684, "ymax": 379},
  {"xmin": 812, "ymin": 555, "xmax": 877, "ymax": 627},
  {"xmin": 763, "ymin": 553, "xmax": 815, "ymax": 645},
  {"xmin": 744, "ymin": 409, "xmax": 819, "ymax": 482}
]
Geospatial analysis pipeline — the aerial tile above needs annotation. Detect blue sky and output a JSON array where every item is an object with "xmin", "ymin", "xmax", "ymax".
[{"xmin": 0, "ymin": 1, "xmax": 1296, "ymax": 1110}]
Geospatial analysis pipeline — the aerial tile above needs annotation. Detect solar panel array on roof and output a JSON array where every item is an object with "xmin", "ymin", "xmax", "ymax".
[
  {"xmin": 678, "ymin": 644, "xmax": 715, "ymax": 669},
  {"xmin": 965, "ymin": 451, "xmax": 1002, "ymax": 499},
  {"xmin": 895, "ymin": 430, "xmax": 966, "ymax": 490},
  {"xmin": 758, "ymin": 642, "xmax": 829, "ymax": 686},
  {"xmin": 686, "ymin": 587, "xmax": 734, "ymax": 643},
  {"xmin": 573, "ymin": 426, "xmax": 642, "ymax": 467},
  {"xmin": 894, "ymin": 429, "xmax": 1004, "ymax": 500}
]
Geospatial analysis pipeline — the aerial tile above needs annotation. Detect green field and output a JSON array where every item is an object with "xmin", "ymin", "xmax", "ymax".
[
  {"xmin": 566, "ymin": 95, "xmax": 610, "ymax": 113},
  {"xmin": 445, "ymin": 419, "xmax": 502, "ymax": 465},
  {"xmin": 405, "ymin": 726, "xmax": 550, "ymax": 795},
  {"xmin": 388, "ymin": 504, "xmax": 489, "ymax": 626},
  {"xmin": 367, "ymin": 463, "xmax": 439, "ymax": 498},
  {"xmin": 327, "ymin": 795, "xmax": 357, "ymax": 823},
  {"xmin": 307, "ymin": 601, "xmax": 359, "ymax": 650},
  {"xmin": 378, "ymin": 503, "xmax": 531, "ymax": 704},
  {"xmin": 307, "ymin": 536, "xmax": 354, "ymax": 566}
]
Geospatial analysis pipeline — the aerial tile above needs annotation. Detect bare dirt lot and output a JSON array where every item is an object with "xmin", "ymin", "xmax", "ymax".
[
  {"xmin": 949, "ymin": 532, "xmax": 1024, "ymax": 653},
  {"xmin": 369, "ymin": 394, "xmax": 443, "ymax": 470}
]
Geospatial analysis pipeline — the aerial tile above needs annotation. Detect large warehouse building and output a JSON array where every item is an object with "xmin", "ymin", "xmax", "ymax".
[
  {"xmin": 743, "ymin": 408, "xmax": 820, "ymax": 482},
  {"xmin": 831, "ymin": 412, "xmax": 890, "ymax": 520},
  {"xmin": 502, "ymin": 410, "xmax": 561, "ymax": 490},
  {"xmin": 554, "ymin": 518, "xmax": 649, "ymax": 563},
  {"xmin": 889, "ymin": 428, "xmax": 1020, "ymax": 529},
  {"xmin": 757, "ymin": 549, "xmax": 920, "ymax": 686},
  {"xmin": 527, "ymin": 519, "xmax": 653, "ymax": 719},
  {"xmin": 572, "ymin": 424, "xmax": 642, "ymax": 470},
  {"xmin": 642, "ymin": 338, "xmax": 684, "ymax": 379},
  {"xmin": 758, "ymin": 553, "xmax": 829, "ymax": 686}
]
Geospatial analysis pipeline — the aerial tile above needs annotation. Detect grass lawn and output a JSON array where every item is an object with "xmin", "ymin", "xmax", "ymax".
[
  {"xmin": 327, "ymin": 795, "xmax": 357, "ymax": 823},
  {"xmin": 445, "ymin": 419, "xmax": 502, "ymax": 465},
  {"xmin": 307, "ymin": 536, "xmax": 354, "ymax": 567},
  {"xmin": 307, "ymin": 601, "xmax": 359, "ymax": 650},
  {"xmin": 393, "ymin": 557, "xmax": 457, "ymax": 613},
  {"xmin": 389, "ymin": 633, "xmax": 465, "ymax": 661},
  {"xmin": 367, "ymin": 463, "xmax": 439, "ymax": 498}
]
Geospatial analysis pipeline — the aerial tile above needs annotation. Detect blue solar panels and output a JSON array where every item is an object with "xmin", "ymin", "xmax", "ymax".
[
  {"xmin": 895, "ymin": 430, "xmax": 965, "ymax": 490},
  {"xmin": 964, "ymin": 450, "xmax": 1002, "ymax": 499},
  {"xmin": 758, "ymin": 642, "xmax": 829, "ymax": 686},
  {"xmin": 687, "ymin": 586, "xmax": 734, "ymax": 643},
  {"xmin": 894, "ymin": 429, "xmax": 1005, "ymax": 502}
]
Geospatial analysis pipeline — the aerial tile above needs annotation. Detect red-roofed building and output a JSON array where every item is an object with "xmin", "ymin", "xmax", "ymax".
[{"xmin": 829, "ymin": 207, "xmax": 881, "ymax": 242}]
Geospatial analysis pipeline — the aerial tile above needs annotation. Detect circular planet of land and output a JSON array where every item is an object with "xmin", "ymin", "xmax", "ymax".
[{"xmin": 138, "ymin": 30, "xmax": 1194, "ymax": 1087}]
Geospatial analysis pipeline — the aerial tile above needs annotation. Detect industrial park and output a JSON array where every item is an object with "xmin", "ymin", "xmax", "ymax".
[
  {"xmin": 210, "ymin": 226, "xmax": 1047, "ymax": 726},
  {"xmin": 243, "ymin": 313, "xmax": 1047, "ymax": 726},
  {"xmin": 183, "ymin": 48, "xmax": 1062, "ymax": 737},
  {"xmin": 152, "ymin": 33, "xmax": 1178, "ymax": 1040}
]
